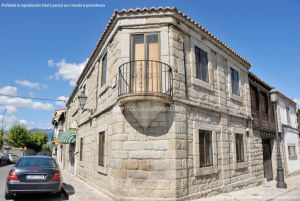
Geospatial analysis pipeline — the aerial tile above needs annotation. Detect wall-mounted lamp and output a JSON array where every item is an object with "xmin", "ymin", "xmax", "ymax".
[{"xmin": 77, "ymin": 91, "xmax": 93, "ymax": 114}]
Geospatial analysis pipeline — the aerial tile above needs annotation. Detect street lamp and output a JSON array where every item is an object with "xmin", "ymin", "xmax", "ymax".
[
  {"xmin": 77, "ymin": 91, "xmax": 93, "ymax": 114},
  {"xmin": 270, "ymin": 89, "xmax": 287, "ymax": 188}
]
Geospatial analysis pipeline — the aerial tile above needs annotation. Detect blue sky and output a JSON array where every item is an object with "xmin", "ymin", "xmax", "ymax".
[{"xmin": 0, "ymin": 0, "xmax": 299, "ymax": 129}]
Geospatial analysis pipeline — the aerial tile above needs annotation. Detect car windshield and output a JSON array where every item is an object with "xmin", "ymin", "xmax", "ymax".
[{"xmin": 17, "ymin": 157, "xmax": 56, "ymax": 168}]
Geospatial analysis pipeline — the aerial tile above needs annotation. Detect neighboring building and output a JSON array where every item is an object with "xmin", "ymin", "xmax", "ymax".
[
  {"xmin": 297, "ymin": 109, "xmax": 300, "ymax": 132},
  {"xmin": 249, "ymin": 72, "xmax": 276, "ymax": 181},
  {"xmin": 51, "ymin": 109, "xmax": 66, "ymax": 168},
  {"xmin": 64, "ymin": 7, "xmax": 265, "ymax": 200},
  {"xmin": 273, "ymin": 91, "xmax": 300, "ymax": 175}
]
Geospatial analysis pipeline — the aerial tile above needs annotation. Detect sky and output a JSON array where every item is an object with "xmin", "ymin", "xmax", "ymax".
[{"xmin": 0, "ymin": 0, "xmax": 299, "ymax": 130}]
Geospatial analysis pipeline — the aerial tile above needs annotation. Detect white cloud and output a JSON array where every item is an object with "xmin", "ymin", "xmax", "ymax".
[
  {"xmin": 48, "ymin": 58, "xmax": 88, "ymax": 86},
  {"xmin": 55, "ymin": 96, "xmax": 68, "ymax": 107},
  {"xmin": 0, "ymin": 86, "xmax": 54, "ymax": 111},
  {"xmin": 18, "ymin": 119, "xmax": 28, "ymax": 126},
  {"xmin": 16, "ymin": 80, "xmax": 47, "ymax": 90},
  {"xmin": 0, "ymin": 115, "xmax": 17, "ymax": 130},
  {"xmin": 0, "ymin": 86, "xmax": 17, "ymax": 96}
]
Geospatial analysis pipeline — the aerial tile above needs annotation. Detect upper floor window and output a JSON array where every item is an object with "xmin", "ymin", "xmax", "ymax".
[
  {"xmin": 250, "ymin": 85, "xmax": 259, "ymax": 111},
  {"xmin": 288, "ymin": 144, "xmax": 297, "ymax": 160},
  {"xmin": 199, "ymin": 130, "xmax": 213, "ymax": 167},
  {"xmin": 235, "ymin": 134, "xmax": 244, "ymax": 163},
  {"xmin": 101, "ymin": 53, "xmax": 107, "ymax": 87},
  {"xmin": 286, "ymin": 106, "xmax": 291, "ymax": 125},
  {"xmin": 195, "ymin": 47, "xmax": 208, "ymax": 82},
  {"xmin": 261, "ymin": 92, "xmax": 269, "ymax": 115},
  {"xmin": 230, "ymin": 68, "xmax": 239, "ymax": 95},
  {"xmin": 82, "ymin": 84, "xmax": 86, "ymax": 94}
]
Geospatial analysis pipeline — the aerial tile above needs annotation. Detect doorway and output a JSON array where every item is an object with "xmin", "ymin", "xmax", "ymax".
[{"xmin": 262, "ymin": 139, "xmax": 273, "ymax": 181}]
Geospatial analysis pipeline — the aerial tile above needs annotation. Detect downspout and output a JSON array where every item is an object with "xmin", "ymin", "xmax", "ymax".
[{"xmin": 183, "ymin": 38, "xmax": 190, "ymax": 197}]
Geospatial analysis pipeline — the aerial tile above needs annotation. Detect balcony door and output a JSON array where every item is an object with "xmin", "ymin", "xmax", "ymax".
[{"xmin": 131, "ymin": 33, "xmax": 160, "ymax": 93}]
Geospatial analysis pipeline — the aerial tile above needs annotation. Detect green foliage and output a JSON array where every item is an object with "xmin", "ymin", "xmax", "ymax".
[
  {"xmin": 7, "ymin": 124, "xmax": 29, "ymax": 148},
  {"xmin": 42, "ymin": 144, "xmax": 52, "ymax": 152},
  {"xmin": 7, "ymin": 125, "xmax": 49, "ymax": 152},
  {"xmin": 27, "ymin": 131, "xmax": 48, "ymax": 152}
]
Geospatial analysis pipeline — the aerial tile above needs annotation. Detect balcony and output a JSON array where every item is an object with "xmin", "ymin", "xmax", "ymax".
[
  {"xmin": 252, "ymin": 110, "xmax": 276, "ymax": 131},
  {"xmin": 118, "ymin": 60, "xmax": 173, "ymax": 104},
  {"xmin": 118, "ymin": 60, "xmax": 173, "ymax": 129}
]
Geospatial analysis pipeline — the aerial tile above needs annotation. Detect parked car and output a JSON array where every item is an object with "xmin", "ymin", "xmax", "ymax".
[
  {"xmin": 1, "ymin": 153, "xmax": 19, "ymax": 164},
  {"xmin": 5, "ymin": 156, "xmax": 62, "ymax": 200}
]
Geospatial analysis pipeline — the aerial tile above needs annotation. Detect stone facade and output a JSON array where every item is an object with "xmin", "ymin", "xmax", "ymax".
[{"xmin": 63, "ymin": 8, "xmax": 265, "ymax": 200}]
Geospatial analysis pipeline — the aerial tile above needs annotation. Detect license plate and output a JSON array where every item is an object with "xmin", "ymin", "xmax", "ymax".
[{"xmin": 26, "ymin": 175, "xmax": 46, "ymax": 180}]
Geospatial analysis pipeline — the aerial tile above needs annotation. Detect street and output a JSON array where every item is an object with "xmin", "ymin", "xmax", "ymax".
[{"xmin": 0, "ymin": 163, "xmax": 65, "ymax": 201}]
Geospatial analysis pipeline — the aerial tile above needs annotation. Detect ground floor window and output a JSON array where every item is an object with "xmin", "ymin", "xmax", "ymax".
[
  {"xmin": 288, "ymin": 144, "xmax": 297, "ymax": 160},
  {"xmin": 98, "ymin": 132, "xmax": 105, "ymax": 166},
  {"xmin": 235, "ymin": 134, "xmax": 244, "ymax": 163},
  {"xmin": 199, "ymin": 130, "xmax": 213, "ymax": 167},
  {"xmin": 80, "ymin": 137, "xmax": 83, "ymax": 161}
]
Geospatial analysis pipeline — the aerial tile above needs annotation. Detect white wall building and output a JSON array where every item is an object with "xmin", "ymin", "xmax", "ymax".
[{"xmin": 275, "ymin": 91, "xmax": 300, "ymax": 175}]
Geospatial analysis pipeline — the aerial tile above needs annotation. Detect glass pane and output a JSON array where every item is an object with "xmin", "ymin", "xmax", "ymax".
[
  {"xmin": 101, "ymin": 54, "xmax": 107, "ymax": 86},
  {"xmin": 199, "ymin": 130, "xmax": 205, "ymax": 167},
  {"xmin": 200, "ymin": 50, "xmax": 208, "ymax": 82},
  {"xmin": 132, "ymin": 35, "xmax": 145, "ymax": 92},
  {"xmin": 147, "ymin": 34, "xmax": 160, "ymax": 92},
  {"xmin": 205, "ymin": 131, "xmax": 213, "ymax": 166},
  {"xmin": 195, "ymin": 47, "xmax": 201, "ymax": 79}
]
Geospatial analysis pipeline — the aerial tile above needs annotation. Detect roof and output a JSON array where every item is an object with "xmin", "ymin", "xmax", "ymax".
[
  {"xmin": 67, "ymin": 7, "xmax": 251, "ymax": 105},
  {"xmin": 248, "ymin": 72, "xmax": 273, "ymax": 91}
]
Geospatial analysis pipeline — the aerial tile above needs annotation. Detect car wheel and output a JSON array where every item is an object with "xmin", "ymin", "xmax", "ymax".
[
  {"xmin": 5, "ymin": 192, "xmax": 13, "ymax": 200},
  {"xmin": 53, "ymin": 190, "xmax": 62, "ymax": 197}
]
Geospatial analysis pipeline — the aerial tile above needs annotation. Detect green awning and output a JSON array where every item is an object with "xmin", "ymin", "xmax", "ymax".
[{"xmin": 58, "ymin": 130, "xmax": 77, "ymax": 144}]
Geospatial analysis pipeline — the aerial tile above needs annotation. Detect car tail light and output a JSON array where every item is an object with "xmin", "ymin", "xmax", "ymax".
[
  {"xmin": 7, "ymin": 170, "xmax": 19, "ymax": 181},
  {"xmin": 51, "ymin": 170, "xmax": 61, "ymax": 181}
]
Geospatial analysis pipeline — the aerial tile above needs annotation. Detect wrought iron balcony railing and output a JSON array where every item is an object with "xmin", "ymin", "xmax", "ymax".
[{"xmin": 118, "ymin": 60, "xmax": 172, "ymax": 97}]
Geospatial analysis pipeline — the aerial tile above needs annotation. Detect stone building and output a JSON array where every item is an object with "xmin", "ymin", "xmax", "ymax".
[
  {"xmin": 64, "ymin": 7, "xmax": 265, "ymax": 200},
  {"xmin": 51, "ymin": 109, "xmax": 66, "ymax": 168}
]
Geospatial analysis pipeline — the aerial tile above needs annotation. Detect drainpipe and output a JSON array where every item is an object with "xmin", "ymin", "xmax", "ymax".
[{"xmin": 183, "ymin": 37, "xmax": 190, "ymax": 197}]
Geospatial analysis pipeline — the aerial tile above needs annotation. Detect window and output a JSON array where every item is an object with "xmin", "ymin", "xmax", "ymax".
[
  {"xmin": 199, "ymin": 130, "xmax": 213, "ymax": 167},
  {"xmin": 230, "ymin": 68, "xmax": 239, "ymax": 95},
  {"xmin": 261, "ymin": 92, "xmax": 269, "ymax": 114},
  {"xmin": 235, "ymin": 134, "xmax": 244, "ymax": 163},
  {"xmin": 250, "ymin": 85, "xmax": 259, "ymax": 111},
  {"xmin": 98, "ymin": 132, "xmax": 105, "ymax": 167},
  {"xmin": 286, "ymin": 106, "xmax": 291, "ymax": 125},
  {"xmin": 80, "ymin": 137, "xmax": 83, "ymax": 161},
  {"xmin": 82, "ymin": 84, "xmax": 86, "ymax": 94},
  {"xmin": 131, "ymin": 33, "xmax": 160, "ymax": 92},
  {"xmin": 288, "ymin": 145, "xmax": 297, "ymax": 160},
  {"xmin": 195, "ymin": 47, "xmax": 208, "ymax": 82},
  {"xmin": 101, "ymin": 53, "xmax": 107, "ymax": 86}
]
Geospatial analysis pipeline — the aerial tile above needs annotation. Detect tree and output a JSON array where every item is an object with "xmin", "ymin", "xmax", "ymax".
[
  {"xmin": 26, "ymin": 131, "xmax": 48, "ymax": 152},
  {"xmin": 7, "ymin": 124, "xmax": 29, "ymax": 148}
]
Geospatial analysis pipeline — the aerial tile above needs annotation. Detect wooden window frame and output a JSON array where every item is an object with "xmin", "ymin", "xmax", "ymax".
[
  {"xmin": 199, "ymin": 130, "xmax": 213, "ymax": 167},
  {"xmin": 195, "ymin": 46, "xmax": 209, "ymax": 82},
  {"xmin": 230, "ymin": 67, "xmax": 240, "ymax": 95},
  {"xmin": 101, "ymin": 53, "xmax": 107, "ymax": 87},
  {"xmin": 288, "ymin": 144, "xmax": 297, "ymax": 160},
  {"xmin": 79, "ymin": 137, "xmax": 83, "ymax": 161},
  {"xmin": 235, "ymin": 134, "xmax": 245, "ymax": 163}
]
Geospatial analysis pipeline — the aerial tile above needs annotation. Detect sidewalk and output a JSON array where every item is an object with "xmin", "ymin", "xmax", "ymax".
[
  {"xmin": 196, "ymin": 174, "xmax": 300, "ymax": 201},
  {"xmin": 61, "ymin": 170, "xmax": 113, "ymax": 201},
  {"xmin": 61, "ymin": 169, "xmax": 300, "ymax": 201}
]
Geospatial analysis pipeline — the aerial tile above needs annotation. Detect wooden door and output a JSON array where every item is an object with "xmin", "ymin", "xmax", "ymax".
[{"xmin": 262, "ymin": 139, "xmax": 273, "ymax": 181}]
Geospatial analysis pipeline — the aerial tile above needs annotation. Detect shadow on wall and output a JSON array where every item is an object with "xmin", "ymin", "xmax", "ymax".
[{"xmin": 123, "ymin": 105, "xmax": 175, "ymax": 136}]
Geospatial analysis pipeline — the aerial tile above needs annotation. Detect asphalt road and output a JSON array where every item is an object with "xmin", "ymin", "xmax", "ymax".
[{"xmin": 0, "ymin": 163, "xmax": 65, "ymax": 201}]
